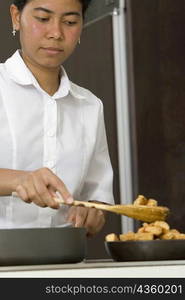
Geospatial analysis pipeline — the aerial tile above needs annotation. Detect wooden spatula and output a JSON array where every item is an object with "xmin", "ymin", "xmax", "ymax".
[{"xmin": 55, "ymin": 198, "xmax": 170, "ymax": 223}]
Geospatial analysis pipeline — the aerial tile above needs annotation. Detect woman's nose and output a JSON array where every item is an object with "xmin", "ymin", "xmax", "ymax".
[{"xmin": 47, "ymin": 22, "xmax": 64, "ymax": 40}]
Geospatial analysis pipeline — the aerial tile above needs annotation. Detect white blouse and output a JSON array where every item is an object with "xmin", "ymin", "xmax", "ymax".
[{"xmin": 0, "ymin": 50, "xmax": 114, "ymax": 228}]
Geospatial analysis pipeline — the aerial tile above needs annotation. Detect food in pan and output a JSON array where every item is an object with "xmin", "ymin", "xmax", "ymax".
[
  {"xmin": 105, "ymin": 233, "xmax": 120, "ymax": 242},
  {"xmin": 119, "ymin": 231, "xmax": 154, "ymax": 241},
  {"xmin": 106, "ymin": 220, "xmax": 185, "ymax": 242},
  {"xmin": 105, "ymin": 195, "xmax": 185, "ymax": 242}
]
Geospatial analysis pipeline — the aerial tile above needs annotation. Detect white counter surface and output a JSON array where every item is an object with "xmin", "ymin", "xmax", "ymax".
[{"xmin": 0, "ymin": 259, "xmax": 185, "ymax": 278}]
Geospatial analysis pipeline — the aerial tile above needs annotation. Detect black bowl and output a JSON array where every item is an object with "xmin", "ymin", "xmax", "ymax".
[
  {"xmin": 0, "ymin": 227, "xmax": 86, "ymax": 266},
  {"xmin": 105, "ymin": 239, "xmax": 185, "ymax": 261}
]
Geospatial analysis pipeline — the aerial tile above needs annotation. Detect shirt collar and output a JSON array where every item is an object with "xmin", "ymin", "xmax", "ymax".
[
  {"xmin": 54, "ymin": 67, "xmax": 85, "ymax": 100},
  {"xmin": 5, "ymin": 50, "xmax": 34, "ymax": 85},
  {"xmin": 5, "ymin": 50, "xmax": 85, "ymax": 100}
]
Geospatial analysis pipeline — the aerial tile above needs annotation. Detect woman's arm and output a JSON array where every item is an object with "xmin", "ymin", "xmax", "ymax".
[
  {"xmin": 0, "ymin": 168, "xmax": 27, "ymax": 196},
  {"xmin": 0, "ymin": 168, "xmax": 73, "ymax": 209}
]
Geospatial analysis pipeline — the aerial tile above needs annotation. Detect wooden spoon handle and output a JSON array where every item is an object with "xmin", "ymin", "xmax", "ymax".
[
  {"xmin": 12, "ymin": 192, "xmax": 108, "ymax": 211},
  {"xmin": 55, "ymin": 197, "xmax": 111, "ymax": 211}
]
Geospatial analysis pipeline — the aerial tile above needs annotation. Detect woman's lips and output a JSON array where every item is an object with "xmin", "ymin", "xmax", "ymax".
[{"xmin": 42, "ymin": 47, "xmax": 64, "ymax": 55}]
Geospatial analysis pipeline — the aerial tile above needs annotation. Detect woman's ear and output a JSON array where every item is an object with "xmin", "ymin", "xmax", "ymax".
[{"xmin": 10, "ymin": 4, "xmax": 21, "ymax": 32}]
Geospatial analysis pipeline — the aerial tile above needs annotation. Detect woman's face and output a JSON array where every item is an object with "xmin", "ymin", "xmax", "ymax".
[{"xmin": 10, "ymin": 0, "xmax": 83, "ymax": 70}]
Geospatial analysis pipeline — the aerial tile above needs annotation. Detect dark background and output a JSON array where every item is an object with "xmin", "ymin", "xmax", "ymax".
[{"xmin": 126, "ymin": 0, "xmax": 185, "ymax": 231}]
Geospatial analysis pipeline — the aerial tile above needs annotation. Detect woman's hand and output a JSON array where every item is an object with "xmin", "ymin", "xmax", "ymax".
[
  {"xmin": 15, "ymin": 167, "xmax": 73, "ymax": 209},
  {"xmin": 67, "ymin": 205, "xmax": 106, "ymax": 236}
]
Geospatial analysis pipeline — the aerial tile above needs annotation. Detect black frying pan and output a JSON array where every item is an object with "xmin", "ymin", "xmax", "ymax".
[
  {"xmin": 105, "ymin": 239, "xmax": 185, "ymax": 261},
  {"xmin": 0, "ymin": 227, "xmax": 86, "ymax": 266}
]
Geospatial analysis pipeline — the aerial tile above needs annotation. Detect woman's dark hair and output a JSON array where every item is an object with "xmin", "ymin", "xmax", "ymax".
[{"xmin": 13, "ymin": 0, "xmax": 92, "ymax": 17}]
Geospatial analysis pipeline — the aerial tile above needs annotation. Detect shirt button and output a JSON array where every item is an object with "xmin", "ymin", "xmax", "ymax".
[
  {"xmin": 47, "ymin": 130, "xmax": 55, "ymax": 137},
  {"xmin": 48, "ymin": 100, "xmax": 55, "ymax": 105},
  {"xmin": 47, "ymin": 161, "xmax": 55, "ymax": 169}
]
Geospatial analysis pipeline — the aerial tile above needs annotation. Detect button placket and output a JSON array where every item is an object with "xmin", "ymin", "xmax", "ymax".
[{"xmin": 44, "ymin": 98, "xmax": 57, "ymax": 172}]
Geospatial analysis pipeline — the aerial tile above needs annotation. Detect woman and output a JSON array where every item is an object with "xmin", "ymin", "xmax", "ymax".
[{"xmin": 0, "ymin": 0, "xmax": 114, "ymax": 236}]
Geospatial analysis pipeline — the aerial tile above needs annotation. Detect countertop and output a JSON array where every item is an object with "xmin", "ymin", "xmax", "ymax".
[{"xmin": 0, "ymin": 259, "xmax": 185, "ymax": 278}]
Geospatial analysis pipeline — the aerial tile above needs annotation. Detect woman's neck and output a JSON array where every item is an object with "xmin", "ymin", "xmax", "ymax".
[
  {"xmin": 21, "ymin": 53, "xmax": 61, "ymax": 96},
  {"xmin": 32, "ymin": 66, "xmax": 60, "ymax": 96}
]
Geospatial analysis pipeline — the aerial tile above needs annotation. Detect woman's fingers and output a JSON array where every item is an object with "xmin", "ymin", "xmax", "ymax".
[
  {"xmin": 15, "ymin": 167, "xmax": 73, "ymax": 208},
  {"xmin": 67, "ymin": 206, "xmax": 106, "ymax": 236},
  {"xmin": 24, "ymin": 173, "xmax": 47, "ymax": 207},
  {"xmin": 48, "ymin": 175, "xmax": 73, "ymax": 204},
  {"xmin": 16, "ymin": 181, "xmax": 47, "ymax": 208},
  {"xmin": 84, "ymin": 208, "xmax": 106, "ymax": 236},
  {"xmin": 67, "ymin": 206, "xmax": 88, "ymax": 227},
  {"xmin": 15, "ymin": 185, "xmax": 31, "ymax": 203},
  {"xmin": 32, "ymin": 175, "xmax": 59, "ymax": 209},
  {"xmin": 37, "ymin": 168, "xmax": 74, "ymax": 204}
]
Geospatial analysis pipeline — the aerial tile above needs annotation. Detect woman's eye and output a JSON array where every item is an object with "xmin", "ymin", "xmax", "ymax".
[
  {"xmin": 35, "ymin": 17, "xmax": 49, "ymax": 22},
  {"xmin": 64, "ymin": 21, "xmax": 77, "ymax": 26}
]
